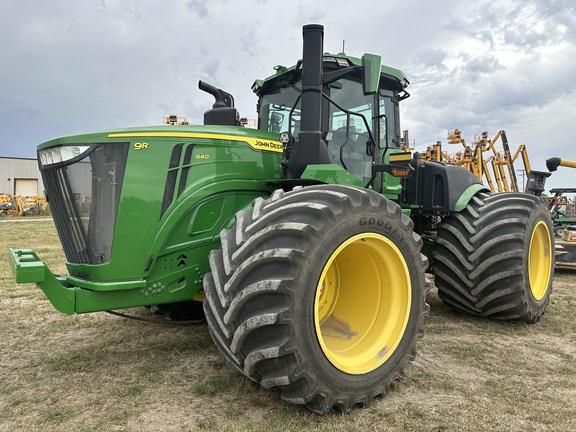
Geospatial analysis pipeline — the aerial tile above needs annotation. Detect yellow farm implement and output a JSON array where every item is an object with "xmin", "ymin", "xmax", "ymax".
[{"xmin": 421, "ymin": 129, "xmax": 532, "ymax": 193}]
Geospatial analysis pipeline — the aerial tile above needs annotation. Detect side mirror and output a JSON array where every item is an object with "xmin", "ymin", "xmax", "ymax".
[{"xmin": 361, "ymin": 54, "xmax": 381, "ymax": 94}]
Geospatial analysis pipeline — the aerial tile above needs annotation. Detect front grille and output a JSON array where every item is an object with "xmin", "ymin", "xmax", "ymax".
[
  {"xmin": 43, "ymin": 166, "xmax": 92, "ymax": 263},
  {"xmin": 39, "ymin": 143, "xmax": 129, "ymax": 264}
]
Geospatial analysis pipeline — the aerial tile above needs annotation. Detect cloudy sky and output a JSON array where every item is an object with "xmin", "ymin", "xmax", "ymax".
[{"xmin": 1, "ymin": 0, "xmax": 575, "ymax": 190}]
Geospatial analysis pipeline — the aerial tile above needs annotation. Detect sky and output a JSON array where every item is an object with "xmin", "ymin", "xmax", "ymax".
[{"xmin": 1, "ymin": 0, "xmax": 575, "ymax": 190}]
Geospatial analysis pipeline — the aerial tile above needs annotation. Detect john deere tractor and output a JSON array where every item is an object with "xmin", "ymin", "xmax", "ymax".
[{"xmin": 9, "ymin": 25, "xmax": 554, "ymax": 414}]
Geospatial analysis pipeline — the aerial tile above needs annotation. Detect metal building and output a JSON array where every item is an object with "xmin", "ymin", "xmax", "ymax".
[{"xmin": 0, "ymin": 157, "xmax": 44, "ymax": 195}]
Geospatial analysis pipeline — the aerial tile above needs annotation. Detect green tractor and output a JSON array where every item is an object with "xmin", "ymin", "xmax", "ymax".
[{"xmin": 9, "ymin": 24, "xmax": 554, "ymax": 414}]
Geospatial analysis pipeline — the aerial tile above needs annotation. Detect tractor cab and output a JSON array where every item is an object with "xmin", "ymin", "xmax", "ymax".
[{"xmin": 252, "ymin": 51, "xmax": 409, "ymax": 184}]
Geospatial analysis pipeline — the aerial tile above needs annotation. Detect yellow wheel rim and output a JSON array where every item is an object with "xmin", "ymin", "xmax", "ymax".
[
  {"xmin": 314, "ymin": 233, "xmax": 411, "ymax": 375},
  {"xmin": 528, "ymin": 221, "xmax": 553, "ymax": 301}
]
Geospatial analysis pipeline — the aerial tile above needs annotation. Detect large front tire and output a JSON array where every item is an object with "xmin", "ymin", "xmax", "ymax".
[
  {"xmin": 432, "ymin": 192, "xmax": 554, "ymax": 323},
  {"xmin": 203, "ymin": 185, "xmax": 429, "ymax": 413}
]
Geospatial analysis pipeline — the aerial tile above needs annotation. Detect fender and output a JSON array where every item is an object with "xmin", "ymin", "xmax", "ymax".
[{"xmin": 404, "ymin": 159, "xmax": 489, "ymax": 212}]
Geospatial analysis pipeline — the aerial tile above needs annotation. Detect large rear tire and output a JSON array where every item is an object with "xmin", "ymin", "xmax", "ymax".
[
  {"xmin": 203, "ymin": 184, "xmax": 429, "ymax": 413},
  {"xmin": 432, "ymin": 192, "xmax": 554, "ymax": 323}
]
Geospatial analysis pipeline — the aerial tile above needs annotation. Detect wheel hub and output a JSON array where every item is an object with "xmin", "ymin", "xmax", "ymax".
[{"xmin": 314, "ymin": 233, "xmax": 412, "ymax": 375}]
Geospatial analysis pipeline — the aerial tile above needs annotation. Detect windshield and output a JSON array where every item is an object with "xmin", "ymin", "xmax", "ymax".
[
  {"xmin": 257, "ymin": 75, "xmax": 399, "ymax": 183},
  {"xmin": 327, "ymin": 79, "xmax": 376, "ymax": 182},
  {"xmin": 258, "ymin": 84, "xmax": 301, "ymax": 134}
]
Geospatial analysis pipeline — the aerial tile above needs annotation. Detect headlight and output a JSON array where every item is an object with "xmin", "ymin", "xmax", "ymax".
[{"xmin": 38, "ymin": 145, "xmax": 92, "ymax": 166}]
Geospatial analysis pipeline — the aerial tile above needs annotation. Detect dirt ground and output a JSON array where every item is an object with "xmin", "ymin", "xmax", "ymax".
[{"xmin": 1, "ymin": 220, "xmax": 575, "ymax": 431}]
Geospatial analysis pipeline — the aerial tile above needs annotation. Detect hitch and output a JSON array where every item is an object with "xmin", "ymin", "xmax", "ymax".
[{"xmin": 9, "ymin": 248, "xmax": 76, "ymax": 314}]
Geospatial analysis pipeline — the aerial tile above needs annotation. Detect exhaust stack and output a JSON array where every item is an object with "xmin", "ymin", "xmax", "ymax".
[{"xmin": 287, "ymin": 24, "xmax": 331, "ymax": 178}]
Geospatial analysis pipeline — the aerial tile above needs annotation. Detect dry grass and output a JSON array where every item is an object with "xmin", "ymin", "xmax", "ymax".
[{"xmin": 1, "ymin": 219, "xmax": 575, "ymax": 431}]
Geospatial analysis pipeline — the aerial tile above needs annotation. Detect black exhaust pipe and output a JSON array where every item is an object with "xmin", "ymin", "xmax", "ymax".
[{"xmin": 287, "ymin": 24, "xmax": 330, "ymax": 178}]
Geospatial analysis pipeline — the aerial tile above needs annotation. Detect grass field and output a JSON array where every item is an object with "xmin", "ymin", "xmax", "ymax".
[{"xmin": 1, "ymin": 219, "xmax": 575, "ymax": 431}]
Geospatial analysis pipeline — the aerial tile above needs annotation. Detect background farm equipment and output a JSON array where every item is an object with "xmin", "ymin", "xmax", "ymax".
[
  {"xmin": 542, "ymin": 156, "xmax": 576, "ymax": 268},
  {"xmin": 0, "ymin": 194, "xmax": 46, "ymax": 216},
  {"xmin": 547, "ymin": 188, "xmax": 576, "ymax": 234},
  {"xmin": 421, "ymin": 129, "xmax": 532, "ymax": 193},
  {"xmin": 554, "ymin": 223, "xmax": 576, "ymax": 268}
]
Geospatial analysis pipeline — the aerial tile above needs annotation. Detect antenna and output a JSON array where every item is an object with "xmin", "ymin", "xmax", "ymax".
[{"xmin": 342, "ymin": 39, "xmax": 345, "ymax": 53}]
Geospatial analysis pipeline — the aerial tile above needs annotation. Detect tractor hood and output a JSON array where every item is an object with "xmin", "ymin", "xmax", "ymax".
[{"xmin": 33, "ymin": 124, "xmax": 283, "ymax": 284}]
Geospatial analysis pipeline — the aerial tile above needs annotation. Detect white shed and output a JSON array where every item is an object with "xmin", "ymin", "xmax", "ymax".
[{"xmin": 0, "ymin": 157, "xmax": 45, "ymax": 196}]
